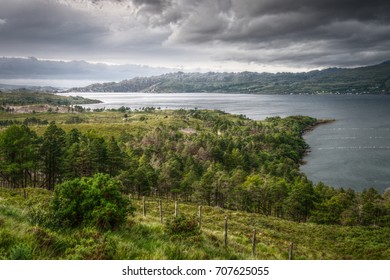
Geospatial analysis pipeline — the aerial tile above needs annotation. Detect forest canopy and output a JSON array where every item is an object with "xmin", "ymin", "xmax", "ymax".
[{"xmin": 0, "ymin": 108, "xmax": 389, "ymax": 226}]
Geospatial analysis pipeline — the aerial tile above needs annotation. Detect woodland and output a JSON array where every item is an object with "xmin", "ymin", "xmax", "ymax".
[{"xmin": 1, "ymin": 94, "xmax": 389, "ymax": 259}]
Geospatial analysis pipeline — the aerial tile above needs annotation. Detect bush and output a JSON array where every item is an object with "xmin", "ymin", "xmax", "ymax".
[
  {"xmin": 30, "ymin": 226, "xmax": 56, "ymax": 249},
  {"xmin": 51, "ymin": 173, "xmax": 132, "ymax": 230},
  {"xmin": 165, "ymin": 215, "xmax": 200, "ymax": 236},
  {"xmin": 0, "ymin": 229, "xmax": 16, "ymax": 251},
  {"xmin": 10, "ymin": 244, "xmax": 33, "ymax": 260},
  {"xmin": 65, "ymin": 116, "xmax": 85, "ymax": 124},
  {"xmin": 64, "ymin": 228, "xmax": 118, "ymax": 260},
  {"xmin": 27, "ymin": 203, "xmax": 52, "ymax": 227}
]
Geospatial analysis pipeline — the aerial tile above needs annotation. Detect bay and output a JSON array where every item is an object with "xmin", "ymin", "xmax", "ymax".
[{"xmin": 64, "ymin": 92, "xmax": 390, "ymax": 192}]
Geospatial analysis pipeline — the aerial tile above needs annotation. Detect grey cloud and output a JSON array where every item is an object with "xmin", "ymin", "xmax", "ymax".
[
  {"xmin": 165, "ymin": 0, "xmax": 390, "ymax": 67},
  {"xmin": 171, "ymin": 0, "xmax": 390, "ymax": 43},
  {"xmin": 0, "ymin": 0, "xmax": 389, "ymax": 73},
  {"xmin": 216, "ymin": 38, "xmax": 390, "ymax": 69},
  {"xmin": 0, "ymin": 0, "xmax": 172, "ymax": 63},
  {"xmin": 0, "ymin": 0, "xmax": 107, "ymax": 50},
  {"xmin": 0, "ymin": 57, "xmax": 175, "ymax": 80},
  {"xmin": 231, "ymin": 0, "xmax": 390, "ymax": 22},
  {"xmin": 132, "ymin": 0, "xmax": 169, "ymax": 9},
  {"xmin": 130, "ymin": 0, "xmax": 185, "ymax": 26}
]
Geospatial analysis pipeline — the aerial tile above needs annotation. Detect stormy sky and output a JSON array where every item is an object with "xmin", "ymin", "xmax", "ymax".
[{"xmin": 0, "ymin": 0, "xmax": 389, "ymax": 85}]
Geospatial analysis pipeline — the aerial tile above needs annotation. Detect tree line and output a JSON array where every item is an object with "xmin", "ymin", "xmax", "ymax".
[{"xmin": 0, "ymin": 109, "xmax": 389, "ymax": 226}]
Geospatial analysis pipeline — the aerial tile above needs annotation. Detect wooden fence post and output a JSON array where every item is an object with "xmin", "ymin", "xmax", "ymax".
[
  {"xmin": 224, "ymin": 216, "xmax": 228, "ymax": 247},
  {"xmin": 23, "ymin": 189, "xmax": 28, "ymax": 200},
  {"xmin": 289, "ymin": 242, "xmax": 294, "ymax": 260},
  {"xmin": 159, "ymin": 199, "xmax": 163, "ymax": 223},
  {"xmin": 142, "ymin": 196, "xmax": 146, "ymax": 217},
  {"xmin": 174, "ymin": 200, "xmax": 178, "ymax": 217},
  {"xmin": 252, "ymin": 228, "xmax": 256, "ymax": 256},
  {"xmin": 198, "ymin": 206, "xmax": 202, "ymax": 229}
]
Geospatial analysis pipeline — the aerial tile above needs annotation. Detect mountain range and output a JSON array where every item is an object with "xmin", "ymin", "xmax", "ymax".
[
  {"xmin": 0, "ymin": 57, "xmax": 175, "ymax": 83},
  {"xmin": 0, "ymin": 83, "xmax": 60, "ymax": 93},
  {"xmin": 68, "ymin": 61, "xmax": 390, "ymax": 94}
]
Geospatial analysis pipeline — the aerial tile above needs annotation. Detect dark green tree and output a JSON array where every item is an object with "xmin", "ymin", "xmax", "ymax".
[
  {"xmin": 360, "ymin": 188, "xmax": 384, "ymax": 226},
  {"xmin": 51, "ymin": 173, "xmax": 131, "ymax": 230},
  {"xmin": 40, "ymin": 122, "xmax": 66, "ymax": 190},
  {"xmin": 0, "ymin": 125, "xmax": 38, "ymax": 188},
  {"xmin": 284, "ymin": 179, "xmax": 315, "ymax": 222},
  {"xmin": 106, "ymin": 136, "xmax": 126, "ymax": 176},
  {"xmin": 310, "ymin": 192, "xmax": 354, "ymax": 224}
]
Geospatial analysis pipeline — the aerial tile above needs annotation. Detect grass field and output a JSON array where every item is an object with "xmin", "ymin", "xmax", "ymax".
[
  {"xmin": 1, "ymin": 187, "xmax": 390, "ymax": 260},
  {"xmin": 0, "ymin": 109, "xmax": 206, "ymax": 137}
]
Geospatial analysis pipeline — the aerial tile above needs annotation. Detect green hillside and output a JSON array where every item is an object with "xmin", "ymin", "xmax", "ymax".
[
  {"xmin": 1, "ymin": 107, "xmax": 390, "ymax": 260},
  {"xmin": 0, "ymin": 91, "xmax": 101, "ymax": 107},
  {"xmin": 69, "ymin": 61, "xmax": 390, "ymax": 94},
  {"xmin": 1, "ymin": 188, "xmax": 390, "ymax": 260}
]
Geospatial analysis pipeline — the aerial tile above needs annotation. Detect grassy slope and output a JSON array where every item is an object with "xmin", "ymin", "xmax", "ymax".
[{"xmin": 1, "ymin": 188, "xmax": 390, "ymax": 260}]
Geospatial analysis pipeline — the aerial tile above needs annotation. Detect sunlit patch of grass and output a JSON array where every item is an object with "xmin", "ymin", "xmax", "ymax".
[{"xmin": 0, "ymin": 109, "xmax": 222, "ymax": 137}]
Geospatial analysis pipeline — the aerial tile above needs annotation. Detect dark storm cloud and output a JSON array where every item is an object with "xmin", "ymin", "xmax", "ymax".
[
  {"xmin": 132, "ymin": 0, "xmax": 169, "ymax": 9},
  {"xmin": 0, "ymin": 0, "xmax": 389, "ymax": 73},
  {"xmin": 130, "ymin": 0, "xmax": 184, "ymax": 26},
  {"xmin": 164, "ymin": 0, "xmax": 390, "ymax": 67},
  {"xmin": 227, "ymin": 0, "xmax": 390, "ymax": 42},
  {"xmin": 0, "ymin": 0, "xmax": 107, "ymax": 53}
]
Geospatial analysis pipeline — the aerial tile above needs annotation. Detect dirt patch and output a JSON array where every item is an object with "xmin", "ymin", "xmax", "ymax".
[
  {"xmin": 179, "ymin": 128, "xmax": 197, "ymax": 134},
  {"xmin": 9, "ymin": 105, "xmax": 74, "ymax": 114}
]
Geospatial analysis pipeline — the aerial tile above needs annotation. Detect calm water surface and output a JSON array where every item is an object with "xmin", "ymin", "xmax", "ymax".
[{"xmin": 65, "ymin": 92, "xmax": 390, "ymax": 192}]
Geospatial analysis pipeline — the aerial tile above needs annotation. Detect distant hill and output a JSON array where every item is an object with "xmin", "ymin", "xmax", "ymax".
[
  {"xmin": 68, "ymin": 61, "xmax": 390, "ymax": 94},
  {"xmin": 0, "ymin": 91, "xmax": 101, "ymax": 107},
  {"xmin": 0, "ymin": 57, "xmax": 176, "ymax": 82},
  {"xmin": 0, "ymin": 83, "xmax": 60, "ymax": 93}
]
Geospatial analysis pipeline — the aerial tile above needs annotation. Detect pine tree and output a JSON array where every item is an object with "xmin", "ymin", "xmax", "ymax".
[{"xmin": 40, "ymin": 122, "xmax": 66, "ymax": 190}]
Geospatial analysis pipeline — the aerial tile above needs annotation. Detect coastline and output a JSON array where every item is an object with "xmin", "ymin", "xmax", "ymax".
[
  {"xmin": 300, "ymin": 118, "xmax": 335, "ymax": 164},
  {"xmin": 302, "ymin": 118, "xmax": 335, "ymax": 135}
]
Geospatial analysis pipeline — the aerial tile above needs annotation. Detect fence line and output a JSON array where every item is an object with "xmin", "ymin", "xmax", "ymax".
[
  {"xmin": 224, "ymin": 216, "xmax": 228, "ymax": 247},
  {"xmin": 198, "ymin": 205, "xmax": 202, "ymax": 229},
  {"xmin": 142, "ymin": 196, "xmax": 146, "ymax": 217},
  {"xmin": 159, "ymin": 199, "xmax": 163, "ymax": 223},
  {"xmin": 289, "ymin": 242, "xmax": 294, "ymax": 260},
  {"xmin": 252, "ymin": 228, "xmax": 256, "ymax": 256},
  {"xmin": 132, "ymin": 196, "xmax": 295, "ymax": 259}
]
